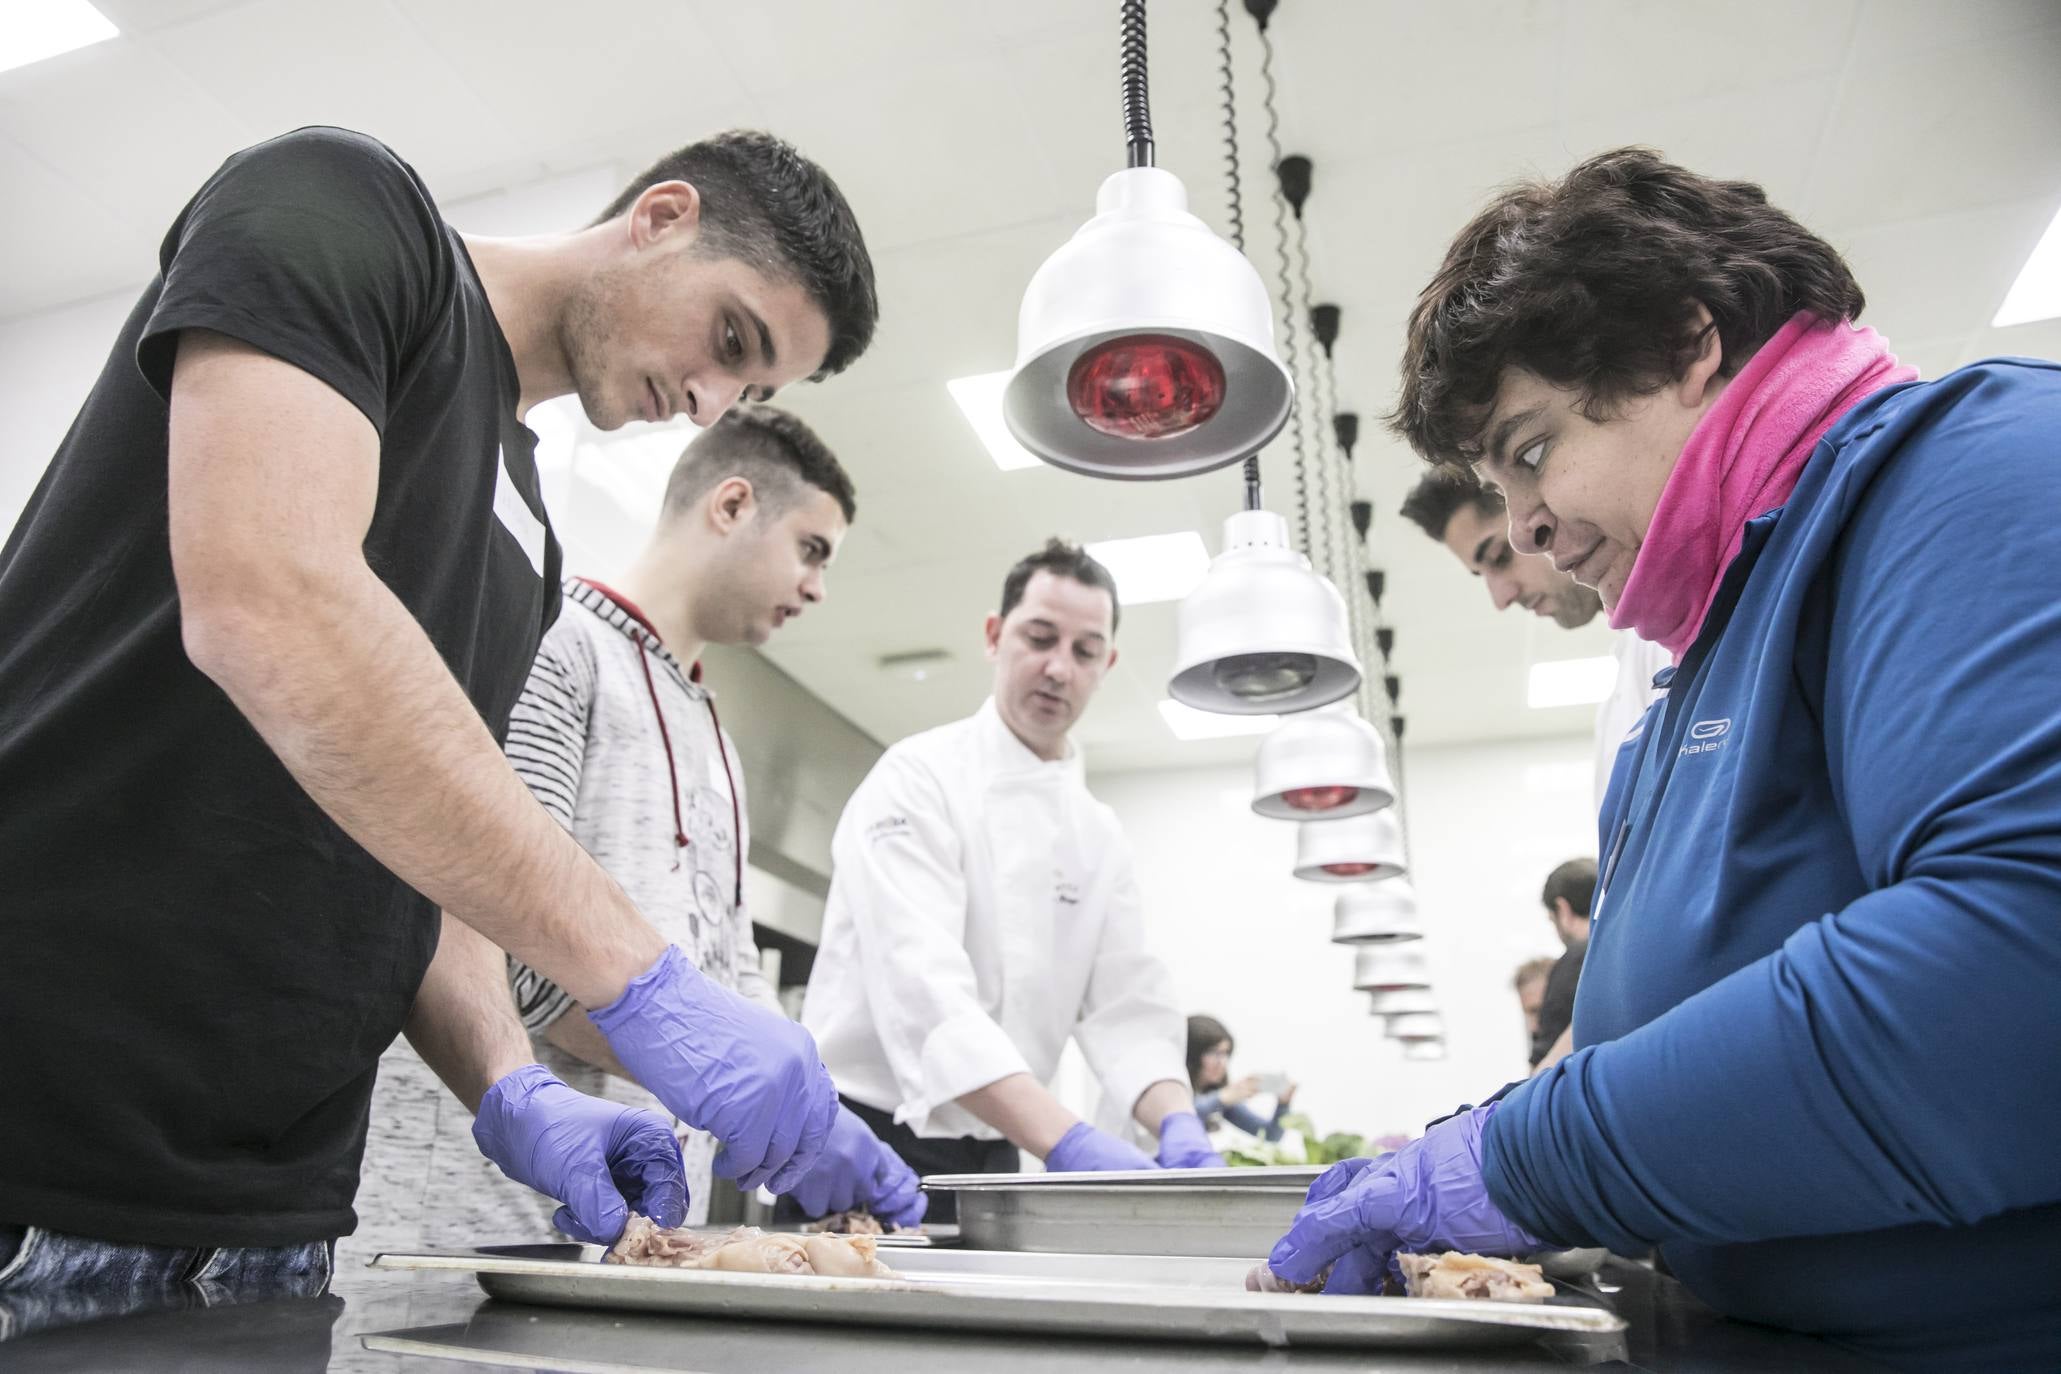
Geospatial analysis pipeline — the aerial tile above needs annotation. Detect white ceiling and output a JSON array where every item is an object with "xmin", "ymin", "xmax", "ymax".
[{"xmin": 5, "ymin": 0, "xmax": 2060, "ymax": 771}]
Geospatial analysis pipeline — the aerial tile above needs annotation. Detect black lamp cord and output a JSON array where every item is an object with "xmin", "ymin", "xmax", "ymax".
[
  {"xmin": 1252, "ymin": 20, "xmax": 1310, "ymax": 550},
  {"xmin": 1120, "ymin": 0, "xmax": 1154, "ymax": 169},
  {"xmin": 1211, "ymin": 0, "xmax": 1266, "ymax": 511}
]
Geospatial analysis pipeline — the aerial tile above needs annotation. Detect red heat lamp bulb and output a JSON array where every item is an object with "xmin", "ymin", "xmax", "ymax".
[
  {"xmin": 1281, "ymin": 785, "xmax": 1360, "ymax": 812},
  {"xmin": 1321, "ymin": 861, "xmax": 1381, "ymax": 877},
  {"xmin": 1066, "ymin": 334, "xmax": 1226, "ymax": 441}
]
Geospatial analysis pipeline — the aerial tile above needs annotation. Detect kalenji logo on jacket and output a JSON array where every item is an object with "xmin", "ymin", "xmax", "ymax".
[{"xmin": 1681, "ymin": 718, "xmax": 1731, "ymax": 757}]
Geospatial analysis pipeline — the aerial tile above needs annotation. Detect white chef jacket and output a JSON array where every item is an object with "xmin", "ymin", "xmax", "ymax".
[
  {"xmin": 1593, "ymin": 629, "xmax": 1673, "ymax": 812},
  {"xmin": 801, "ymin": 698, "xmax": 1188, "ymax": 1140}
]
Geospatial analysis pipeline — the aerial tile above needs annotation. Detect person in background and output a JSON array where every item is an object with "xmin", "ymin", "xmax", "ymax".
[
  {"xmin": 1528, "ymin": 860, "xmax": 1594, "ymax": 1071},
  {"xmin": 345, "ymin": 408, "xmax": 920, "ymax": 1271},
  {"xmin": 802, "ymin": 540, "xmax": 1221, "ymax": 1222},
  {"xmin": 1187, "ymin": 1016, "xmax": 1293, "ymax": 1143},
  {"xmin": 1269, "ymin": 146, "xmax": 2061, "ymax": 1370},
  {"xmin": 1511, "ymin": 957, "xmax": 1556, "ymax": 1049},
  {"xmin": 0, "ymin": 124, "xmax": 875, "ymax": 1329},
  {"xmin": 1400, "ymin": 471, "xmax": 1670, "ymax": 810}
]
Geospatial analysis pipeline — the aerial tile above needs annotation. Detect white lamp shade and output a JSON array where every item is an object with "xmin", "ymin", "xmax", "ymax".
[
  {"xmin": 1352, "ymin": 948, "xmax": 1430, "ymax": 993},
  {"xmin": 1401, "ymin": 1038, "xmax": 1448, "ymax": 1062},
  {"xmin": 1294, "ymin": 807, "xmax": 1407, "ymax": 883},
  {"xmin": 1003, "ymin": 167, "xmax": 1292, "ymax": 480},
  {"xmin": 1384, "ymin": 1011, "xmax": 1445, "ymax": 1041},
  {"xmin": 1332, "ymin": 879, "xmax": 1421, "ymax": 945},
  {"xmin": 1367, "ymin": 987, "xmax": 1438, "ymax": 1015},
  {"xmin": 1169, "ymin": 510, "xmax": 1361, "ymax": 716},
  {"xmin": 1253, "ymin": 707, "xmax": 1395, "ymax": 820}
]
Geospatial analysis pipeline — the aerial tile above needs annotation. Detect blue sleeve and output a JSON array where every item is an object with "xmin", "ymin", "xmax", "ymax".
[
  {"xmin": 1483, "ymin": 370, "xmax": 2061, "ymax": 1253},
  {"xmin": 1222, "ymin": 1102, "xmax": 1277, "ymax": 1139},
  {"xmin": 1192, "ymin": 1089, "xmax": 1222, "ymax": 1118}
]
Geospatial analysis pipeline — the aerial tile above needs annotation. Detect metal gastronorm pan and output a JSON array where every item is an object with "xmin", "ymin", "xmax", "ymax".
[{"xmin": 923, "ymin": 1166, "xmax": 1323, "ymax": 1257}]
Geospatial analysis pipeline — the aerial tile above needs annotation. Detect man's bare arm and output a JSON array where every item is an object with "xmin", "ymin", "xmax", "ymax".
[
  {"xmin": 541, "ymin": 1008, "xmax": 635, "ymax": 1081},
  {"xmin": 406, "ymin": 915, "xmax": 537, "ymax": 1112},
  {"xmin": 1532, "ymin": 1026, "xmax": 1575, "ymax": 1076},
  {"xmin": 168, "ymin": 332, "xmax": 663, "ymax": 1007},
  {"xmin": 1128, "ymin": 1079, "xmax": 1195, "ymax": 1134},
  {"xmin": 957, "ymin": 1074, "xmax": 1079, "ymax": 1158}
]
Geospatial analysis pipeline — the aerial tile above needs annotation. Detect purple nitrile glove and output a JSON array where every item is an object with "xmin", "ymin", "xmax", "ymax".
[
  {"xmin": 472, "ymin": 1064, "xmax": 686, "ymax": 1245},
  {"xmin": 1046, "ymin": 1121, "xmax": 1158, "ymax": 1173},
  {"xmin": 1267, "ymin": 1102, "xmax": 1541, "ymax": 1294},
  {"xmin": 1156, "ymin": 1111, "xmax": 1226, "ymax": 1169},
  {"xmin": 784, "ymin": 1106, "xmax": 928, "ymax": 1229},
  {"xmin": 590, "ymin": 944, "xmax": 837, "ymax": 1193}
]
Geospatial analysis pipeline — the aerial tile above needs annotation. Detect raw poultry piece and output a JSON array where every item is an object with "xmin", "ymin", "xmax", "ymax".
[
  {"xmin": 1244, "ymin": 1263, "xmax": 1329, "ymax": 1294},
  {"xmin": 804, "ymin": 1209, "xmax": 924, "ymax": 1237},
  {"xmin": 1396, "ymin": 1251, "xmax": 1553, "ymax": 1303},
  {"xmin": 607, "ymin": 1215, "xmax": 897, "ymax": 1278}
]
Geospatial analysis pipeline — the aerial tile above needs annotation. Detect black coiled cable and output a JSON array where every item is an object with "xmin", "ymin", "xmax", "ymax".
[
  {"xmin": 1120, "ymin": 0, "xmax": 1154, "ymax": 168},
  {"xmin": 1214, "ymin": 0, "xmax": 1243, "ymax": 251},
  {"xmin": 1255, "ymin": 23, "xmax": 1309, "ymax": 554}
]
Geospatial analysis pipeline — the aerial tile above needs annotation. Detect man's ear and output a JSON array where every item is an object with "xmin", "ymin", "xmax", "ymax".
[
  {"xmin": 707, "ymin": 476, "xmax": 755, "ymax": 533},
  {"xmin": 628, "ymin": 179, "xmax": 701, "ymax": 250},
  {"xmin": 983, "ymin": 612, "xmax": 1003, "ymax": 662}
]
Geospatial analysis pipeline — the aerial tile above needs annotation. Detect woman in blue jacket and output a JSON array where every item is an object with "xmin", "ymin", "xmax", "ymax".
[{"xmin": 1267, "ymin": 148, "xmax": 2061, "ymax": 1372}]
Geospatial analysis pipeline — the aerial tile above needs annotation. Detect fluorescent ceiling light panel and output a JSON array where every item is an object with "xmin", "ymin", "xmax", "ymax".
[
  {"xmin": 1993, "ymin": 201, "xmax": 2061, "ymax": 328},
  {"xmin": 1527, "ymin": 655, "xmax": 1618, "ymax": 709},
  {"xmin": 947, "ymin": 369, "xmax": 1042, "ymax": 471},
  {"xmin": 0, "ymin": 1, "xmax": 117, "ymax": 75},
  {"xmin": 1158, "ymin": 699, "xmax": 1279, "ymax": 741},
  {"xmin": 1085, "ymin": 531, "xmax": 1210, "ymax": 605}
]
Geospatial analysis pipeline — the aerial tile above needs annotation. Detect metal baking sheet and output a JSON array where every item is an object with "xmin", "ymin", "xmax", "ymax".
[
  {"xmin": 924, "ymin": 1169, "xmax": 1318, "ymax": 1257},
  {"xmin": 371, "ymin": 1244, "xmax": 1624, "ymax": 1350}
]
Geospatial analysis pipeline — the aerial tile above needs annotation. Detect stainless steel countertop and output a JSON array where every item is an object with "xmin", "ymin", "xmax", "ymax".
[{"xmin": 0, "ymin": 1254, "xmax": 1895, "ymax": 1372}]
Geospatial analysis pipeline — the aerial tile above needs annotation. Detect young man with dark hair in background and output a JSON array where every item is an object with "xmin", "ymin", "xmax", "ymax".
[
  {"xmin": 348, "ymin": 407, "xmax": 922, "ymax": 1266},
  {"xmin": 1400, "ymin": 470, "xmax": 1668, "ymax": 810},
  {"xmin": 0, "ymin": 124, "xmax": 875, "ymax": 1325},
  {"xmin": 802, "ymin": 540, "xmax": 1222, "ymax": 1220},
  {"xmin": 1528, "ymin": 858, "xmax": 1596, "ymax": 1071}
]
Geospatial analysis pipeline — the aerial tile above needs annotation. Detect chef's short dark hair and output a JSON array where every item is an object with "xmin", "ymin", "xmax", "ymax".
[
  {"xmin": 1400, "ymin": 469, "xmax": 1505, "ymax": 543},
  {"xmin": 1542, "ymin": 858, "xmax": 1598, "ymax": 919},
  {"xmin": 999, "ymin": 538, "xmax": 1121, "ymax": 635},
  {"xmin": 597, "ymin": 129, "xmax": 877, "ymax": 379},
  {"xmin": 1391, "ymin": 147, "xmax": 1865, "ymax": 469},
  {"xmin": 662, "ymin": 406, "xmax": 856, "ymax": 524}
]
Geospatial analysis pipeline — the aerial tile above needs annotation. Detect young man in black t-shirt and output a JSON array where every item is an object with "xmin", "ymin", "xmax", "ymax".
[{"xmin": 0, "ymin": 126, "xmax": 877, "ymax": 1316}]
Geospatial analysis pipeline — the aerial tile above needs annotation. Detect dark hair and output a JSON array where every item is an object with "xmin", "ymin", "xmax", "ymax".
[
  {"xmin": 598, "ymin": 130, "xmax": 878, "ymax": 379},
  {"xmin": 662, "ymin": 405, "xmax": 856, "ymax": 524},
  {"xmin": 1186, "ymin": 1015, "xmax": 1233, "ymax": 1087},
  {"xmin": 1541, "ymin": 858, "xmax": 1598, "ymax": 920},
  {"xmin": 1390, "ymin": 147, "xmax": 1866, "ymax": 467},
  {"xmin": 998, "ymin": 538, "xmax": 1121, "ymax": 635},
  {"xmin": 1399, "ymin": 468, "xmax": 1505, "ymax": 542}
]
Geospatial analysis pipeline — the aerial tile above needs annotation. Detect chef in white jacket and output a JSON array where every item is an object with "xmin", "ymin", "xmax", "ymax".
[{"xmin": 801, "ymin": 539, "xmax": 1221, "ymax": 1218}]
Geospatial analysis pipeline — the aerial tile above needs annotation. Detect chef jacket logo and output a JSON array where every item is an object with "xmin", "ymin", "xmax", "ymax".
[
  {"xmin": 1054, "ymin": 875, "xmax": 1081, "ymax": 905},
  {"xmin": 1680, "ymin": 718, "xmax": 1731, "ymax": 758},
  {"xmin": 866, "ymin": 814, "xmax": 911, "ymax": 843}
]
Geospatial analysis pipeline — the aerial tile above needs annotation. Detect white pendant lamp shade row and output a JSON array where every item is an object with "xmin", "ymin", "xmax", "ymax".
[
  {"xmin": 1331, "ymin": 879, "xmax": 1421, "ymax": 945},
  {"xmin": 1004, "ymin": 168, "xmax": 1295, "ymax": 480},
  {"xmin": 1169, "ymin": 510, "xmax": 1362, "ymax": 716},
  {"xmin": 1351, "ymin": 948, "xmax": 1430, "ymax": 993},
  {"xmin": 1401, "ymin": 1039, "xmax": 1448, "ymax": 1062},
  {"xmin": 1384, "ymin": 1012, "xmax": 1445, "ymax": 1042},
  {"xmin": 1252, "ymin": 707, "xmax": 1394, "ymax": 820},
  {"xmin": 1294, "ymin": 806, "xmax": 1407, "ymax": 884},
  {"xmin": 1367, "ymin": 987, "xmax": 1438, "ymax": 1016}
]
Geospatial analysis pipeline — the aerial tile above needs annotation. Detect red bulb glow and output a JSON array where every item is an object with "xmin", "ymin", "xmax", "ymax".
[
  {"xmin": 1321, "ymin": 861, "xmax": 1381, "ymax": 877},
  {"xmin": 1282, "ymin": 784, "xmax": 1360, "ymax": 812},
  {"xmin": 1066, "ymin": 334, "xmax": 1226, "ymax": 440}
]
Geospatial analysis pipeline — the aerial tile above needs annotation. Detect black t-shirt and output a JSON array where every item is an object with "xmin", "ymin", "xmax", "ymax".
[
  {"xmin": 1528, "ymin": 939, "xmax": 1588, "ymax": 1068},
  {"xmin": 0, "ymin": 128, "xmax": 561, "ymax": 1247}
]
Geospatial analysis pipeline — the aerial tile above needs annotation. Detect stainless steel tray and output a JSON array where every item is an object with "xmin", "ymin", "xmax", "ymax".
[
  {"xmin": 371, "ymin": 1244, "xmax": 1625, "ymax": 1350},
  {"xmin": 924, "ymin": 1168, "xmax": 1319, "ymax": 1257}
]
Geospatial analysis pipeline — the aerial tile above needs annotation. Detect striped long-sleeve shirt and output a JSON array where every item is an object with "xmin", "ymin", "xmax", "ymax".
[{"xmin": 340, "ymin": 580, "xmax": 773, "ymax": 1266}]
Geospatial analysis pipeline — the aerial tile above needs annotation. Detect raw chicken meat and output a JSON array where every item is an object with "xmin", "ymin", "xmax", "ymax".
[
  {"xmin": 1396, "ymin": 1251, "xmax": 1553, "ymax": 1303},
  {"xmin": 806, "ymin": 1210, "xmax": 884, "ymax": 1236},
  {"xmin": 1244, "ymin": 1263, "xmax": 1329, "ymax": 1294},
  {"xmin": 607, "ymin": 1215, "xmax": 898, "ymax": 1279}
]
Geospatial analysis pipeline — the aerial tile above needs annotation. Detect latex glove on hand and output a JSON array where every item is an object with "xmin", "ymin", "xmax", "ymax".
[
  {"xmin": 784, "ymin": 1106, "xmax": 928, "ymax": 1230},
  {"xmin": 1267, "ymin": 1102, "xmax": 1541, "ymax": 1295},
  {"xmin": 1156, "ymin": 1110, "xmax": 1226, "ymax": 1169},
  {"xmin": 1045, "ymin": 1121, "xmax": 1158, "ymax": 1172},
  {"xmin": 473, "ymin": 1064, "xmax": 686, "ymax": 1245},
  {"xmin": 591, "ymin": 944, "xmax": 837, "ymax": 1193}
]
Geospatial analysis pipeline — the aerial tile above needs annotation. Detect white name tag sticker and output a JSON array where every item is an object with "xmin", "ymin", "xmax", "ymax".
[{"xmin": 492, "ymin": 445, "xmax": 548, "ymax": 576}]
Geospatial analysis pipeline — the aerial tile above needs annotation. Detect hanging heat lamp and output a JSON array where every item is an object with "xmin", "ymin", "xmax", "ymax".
[
  {"xmin": 1352, "ymin": 948, "xmax": 1430, "ymax": 993},
  {"xmin": 1383, "ymin": 1011, "xmax": 1445, "ymax": 1042},
  {"xmin": 1331, "ymin": 880, "xmax": 1420, "ymax": 945},
  {"xmin": 1401, "ymin": 1039, "xmax": 1448, "ymax": 1062},
  {"xmin": 1367, "ymin": 986, "xmax": 1438, "ymax": 1016},
  {"xmin": 1252, "ymin": 705, "xmax": 1393, "ymax": 819},
  {"xmin": 1293, "ymin": 807, "xmax": 1406, "ymax": 883},
  {"xmin": 1002, "ymin": 0, "xmax": 1292, "ymax": 478}
]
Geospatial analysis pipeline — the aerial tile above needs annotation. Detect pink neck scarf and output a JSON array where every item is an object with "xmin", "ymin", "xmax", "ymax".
[{"xmin": 1610, "ymin": 313, "xmax": 1916, "ymax": 658}]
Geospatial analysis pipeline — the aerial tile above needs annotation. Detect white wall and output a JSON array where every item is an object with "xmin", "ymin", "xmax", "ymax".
[{"xmin": 1080, "ymin": 732, "xmax": 1598, "ymax": 1144}]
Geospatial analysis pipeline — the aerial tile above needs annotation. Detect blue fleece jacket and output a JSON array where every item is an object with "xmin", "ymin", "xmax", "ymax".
[{"xmin": 1481, "ymin": 359, "xmax": 2061, "ymax": 1372}]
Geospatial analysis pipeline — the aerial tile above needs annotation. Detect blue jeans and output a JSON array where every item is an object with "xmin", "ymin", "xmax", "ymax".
[{"xmin": 0, "ymin": 1224, "xmax": 333, "ymax": 1342}]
